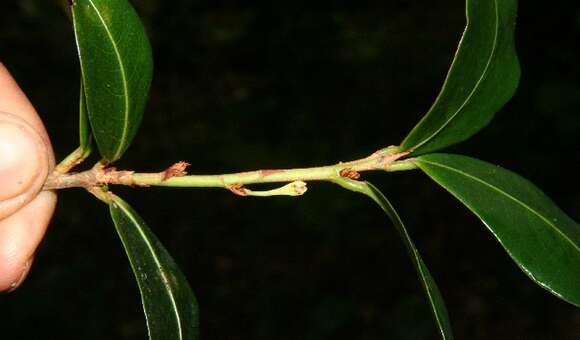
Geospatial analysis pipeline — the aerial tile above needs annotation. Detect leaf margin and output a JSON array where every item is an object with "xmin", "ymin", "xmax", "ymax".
[
  {"xmin": 400, "ymin": 0, "xmax": 520, "ymax": 155},
  {"xmin": 334, "ymin": 178, "xmax": 454, "ymax": 339},
  {"xmin": 415, "ymin": 153, "xmax": 580, "ymax": 307},
  {"xmin": 71, "ymin": 0, "xmax": 153, "ymax": 162},
  {"xmin": 109, "ymin": 194, "xmax": 200, "ymax": 340}
]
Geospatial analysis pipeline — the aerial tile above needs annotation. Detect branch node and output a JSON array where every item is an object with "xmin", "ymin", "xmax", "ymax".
[
  {"xmin": 228, "ymin": 184, "xmax": 248, "ymax": 196},
  {"xmin": 163, "ymin": 161, "xmax": 190, "ymax": 180},
  {"xmin": 339, "ymin": 168, "xmax": 361, "ymax": 180}
]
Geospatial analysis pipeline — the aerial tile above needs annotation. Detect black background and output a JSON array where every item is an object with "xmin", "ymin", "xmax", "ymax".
[{"xmin": 1, "ymin": 0, "xmax": 579, "ymax": 339}]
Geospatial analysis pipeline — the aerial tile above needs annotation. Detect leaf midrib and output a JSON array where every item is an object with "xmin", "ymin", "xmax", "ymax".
[
  {"xmin": 88, "ymin": 0, "xmax": 130, "ymax": 161},
  {"xmin": 406, "ymin": 0, "xmax": 500, "ymax": 151},
  {"xmin": 114, "ymin": 200, "xmax": 184, "ymax": 339},
  {"xmin": 418, "ymin": 158, "xmax": 579, "ymax": 253}
]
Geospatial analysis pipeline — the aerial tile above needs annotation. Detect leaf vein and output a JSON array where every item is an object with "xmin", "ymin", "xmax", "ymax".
[
  {"xmin": 419, "ymin": 159, "xmax": 579, "ymax": 253},
  {"xmin": 116, "ymin": 201, "xmax": 184, "ymax": 340},
  {"xmin": 409, "ymin": 0, "xmax": 500, "ymax": 151},
  {"xmin": 88, "ymin": 0, "xmax": 130, "ymax": 161}
]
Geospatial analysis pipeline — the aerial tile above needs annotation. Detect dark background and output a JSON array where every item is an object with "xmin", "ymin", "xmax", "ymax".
[{"xmin": 1, "ymin": 0, "xmax": 579, "ymax": 339}]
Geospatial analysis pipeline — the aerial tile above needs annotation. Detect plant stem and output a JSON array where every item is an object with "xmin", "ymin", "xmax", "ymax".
[
  {"xmin": 53, "ymin": 145, "xmax": 92, "ymax": 174},
  {"xmin": 43, "ymin": 146, "xmax": 417, "ymax": 194}
]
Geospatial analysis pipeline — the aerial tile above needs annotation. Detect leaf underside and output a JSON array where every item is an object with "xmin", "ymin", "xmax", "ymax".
[
  {"xmin": 109, "ymin": 195, "xmax": 199, "ymax": 340},
  {"xmin": 339, "ymin": 179, "xmax": 454, "ymax": 339},
  {"xmin": 416, "ymin": 154, "xmax": 580, "ymax": 307},
  {"xmin": 71, "ymin": 0, "xmax": 153, "ymax": 162},
  {"xmin": 401, "ymin": 0, "xmax": 520, "ymax": 155}
]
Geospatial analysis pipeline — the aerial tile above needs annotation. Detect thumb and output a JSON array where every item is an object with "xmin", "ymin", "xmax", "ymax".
[{"xmin": 0, "ymin": 111, "xmax": 50, "ymax": 220}]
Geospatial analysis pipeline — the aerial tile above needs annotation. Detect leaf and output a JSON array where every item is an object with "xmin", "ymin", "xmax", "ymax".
[
  {"xmin": 334, "ymin": 179, "xmax": 453, "ymax": 339},
  {"xmin": 71, "ymin": 0, "xmax": 153, "ymax": 162},
  {"xmin": 109, "ymin": 195, "xmax": 199, "ymax": 340},
  {"xmin": 400, "ymin": 0, "xmax": 520, "ymax": 155},
  {"xmin": 415, "ymin": 154, "xmax": 580, "ymax": 307},
  {"xmin": 78, "ymin": 80, "xmax": 92, "ymax": 155}
]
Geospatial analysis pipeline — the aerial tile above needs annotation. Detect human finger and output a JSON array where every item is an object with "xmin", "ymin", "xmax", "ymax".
[{"xmin": 0, "ymin": 63, "xmax": 57, "ymax": 291}]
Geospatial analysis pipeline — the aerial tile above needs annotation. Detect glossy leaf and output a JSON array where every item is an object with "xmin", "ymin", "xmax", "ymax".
[
  {"xmin": 416, "ymin": 154, "xmax": 580, "ymax": 307},
  {"xmin": 109, "ymin": 195, "xmax": 199, "ymax": 340},
  {"xmin": 71, "ymin": 0, "xmax": 153, "ymax": 162},
  {"xmin": 78, "ymin": 80, "xmax": 92, "ymax": 155},
  {"xmin": 335, "ymin": 179, "xmax": 453, "ymax": 339},
  {"xmin": 401, "ymin": 0, "xmax": 520, "ymax": 155}
]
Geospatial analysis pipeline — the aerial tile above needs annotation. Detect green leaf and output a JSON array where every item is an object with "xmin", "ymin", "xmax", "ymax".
[
  {"xmin": 415, "ymin": 154, "xmax": 580, "ymax": 307},
  {"xmin": 334, "ymin": 179, "xmax": 453, "ymax": 339},
  {"xmin": 400, "ymin": 0, "xmax": 520, "ymax": 155},
  {"xmin": 109, "ymin": 195, "xmax": 199, "ymax": 340},
  {"xmin": 71, "ymin": 0, "xmax": 153, "ymax": 162},
  {"xmin": 78, "ymin": 80, "xmax": 92, "ymax": 155}
]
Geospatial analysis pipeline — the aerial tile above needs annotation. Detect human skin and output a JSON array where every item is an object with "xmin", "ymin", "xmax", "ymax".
[{"xmin": 0, "ymin": 62, "xmax": 57, "ymax": 292}]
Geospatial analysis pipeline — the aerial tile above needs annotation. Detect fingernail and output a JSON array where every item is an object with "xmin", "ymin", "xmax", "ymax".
[
  {"xmin": 0, "ymin": 121, "xmax": 41, "ymax": 201},
  {"xmin": 7, "ymin": 257, "xmax": 33, "ymax": 293}
]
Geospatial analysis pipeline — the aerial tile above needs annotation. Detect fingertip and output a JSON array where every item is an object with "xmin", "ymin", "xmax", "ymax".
[
  {"xmin": 0, "ymin": 112, "xmax": 51, "ymax": 220},
  {"xmin": 0, "ymin": 62, "xmax": 57, "ymax": 293},
  {"xmin": 0, "ymin": 190, "xmax": 57, "ymax": 292},
  {"xmin": 4, "ymin": 257, "xmax": 33, "ymax": 293},
  {"xmin": 0, "ymin": 63, "xmax": 54, "ymax": 166},
  {"xmin": 0, "ymin": 121, "xmax": 43, "ymax": 200}
]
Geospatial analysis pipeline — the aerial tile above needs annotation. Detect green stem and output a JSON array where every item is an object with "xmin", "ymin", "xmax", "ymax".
[
  {"xmin": 133, "ymin": 150, "xmax": 415, "ymax": 188},
  {"xmin": 42, "ymin": 146, "xmax": 418, "ymax": 194},
  {"xmin": 53, "ymin": 145, "xmax": 92, "ymax": 174}
]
